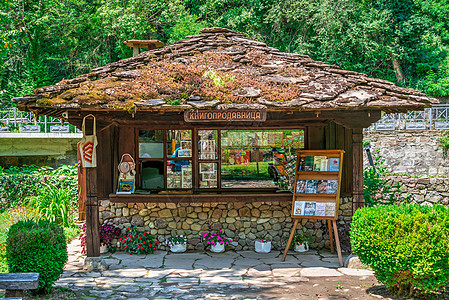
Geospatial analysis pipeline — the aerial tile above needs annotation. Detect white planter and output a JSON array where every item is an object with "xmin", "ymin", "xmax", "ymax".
[
  {"xmin": 170, "ymin": 243, "xmax": 187, "ymax": 253},
  {"xmin": 210, "ymin": 243, "xmax": 225, "ymax": 253},
  {"xmin": 100, "ymin": 245, "xmax": 108, "ymax": 254},
  {"xmin": 294, "ymin": 242, "xmax": 309, "ymax": 252},
  {"xmin": 254, "ymin": 240, "xmax": 271, "ymax": 253}
]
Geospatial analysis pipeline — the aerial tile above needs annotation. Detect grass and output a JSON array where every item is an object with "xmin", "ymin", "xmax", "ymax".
[{"xmin": 0, "ymin": 207, "xmax": 80, "ymax": 273}]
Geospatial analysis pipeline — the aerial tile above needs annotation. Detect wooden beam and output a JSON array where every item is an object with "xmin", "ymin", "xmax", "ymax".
[
  {"xmin": 109, "ymin": 193, "xmax": 293, "ymax": 203},
  {"xmin": 352, "ymin": 128, "xmax": 364, "ymax": 213},
  {"xmin": 86, "ymin": 167, "xmax": 100, "ymax": 257}
]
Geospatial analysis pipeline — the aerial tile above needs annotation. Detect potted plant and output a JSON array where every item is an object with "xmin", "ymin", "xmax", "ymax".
[
  {"xmin": 202, "ymin": 230, "xmax": 233, "ymax": 253},
  {"xmin": 292, "ymin": 230, "xmax": 311, "ymax": 252},
  {"xmin": 99, "ymin": 223, "xmax": 121, "ymax": 253},
  {"xmin": 254, "ymin": 238, "xmax": 272, "ymax": 253},
  {"xmin": 119, "ymin": 226, "xmax": 160, "ymax": 255},
  {"xmin": 166, "ymin": 235, "xmax": 187, "ymax": 253}
]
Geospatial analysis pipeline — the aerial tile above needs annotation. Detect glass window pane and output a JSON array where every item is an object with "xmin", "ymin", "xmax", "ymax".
[
  {"xmin": 167, "ymin": 161, "xmax": 192, "ymax": 189},
  {"xmin": 167, "ymin": 130, "xmax": 192, "ymax": 158},
  {"xmin": 198, "ymin": 130, "xmax": 218, "ymax": 160},
  {"xmin": 139, "ymin": 130, "xmax": 164, "ymax": 158},
  {"xmin": 141, "ymin": 161, "xmax": 164, "ymax": 190},
  {"xmin": 221, "ymin": 129, "xmax": 304, "ymax": 189},
  {"xmin": 199, "ymin": 163, "xmax": 218, "ymax": 188}
]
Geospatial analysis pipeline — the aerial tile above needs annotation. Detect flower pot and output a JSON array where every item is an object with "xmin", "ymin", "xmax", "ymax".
[
  {"xmin": 170, "ymin": 243, "xmax": 187, "ymax": 253},
  {"xmin": 210, "ymin": 243, "xmax": 225, "ymax": 253},
  {"xmin": 294, "ymin": 242, "xmax": 309, "ymax": 252},
  {"xmin": 254, "ymin": 240, "xmax": 271, "ymax": 253},
  {"xmin": 100, "ymin": 245, "xmax": 108, "ymax": 254}
]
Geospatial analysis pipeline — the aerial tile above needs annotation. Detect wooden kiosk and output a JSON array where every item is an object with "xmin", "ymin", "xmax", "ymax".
[
  {"xmin": 282, "ymin": 150, "xmax": 344, "ymax": 265},
  {"xmin": 13, "ymin": 27, "xmax": 438, "ymax": 256}
]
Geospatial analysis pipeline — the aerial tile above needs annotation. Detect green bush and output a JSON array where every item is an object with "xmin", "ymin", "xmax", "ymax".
[
  {"xmin": 0, "ymin": 164, "xmax": 78, "ymax": 211},
  {"xmin": 350, "ymin": 204, "xmax": 449, "ymax": 297},
  {"xmin": 28, "ymin": 185, "xmax": 74, "ymax": 227},
  {"xmin": 6, "ymin": 220, "xmax": 68, "ymax": 294},
  {"xmin": 363, "ymin": 150, "xmax": 410, "ymax": 206}
]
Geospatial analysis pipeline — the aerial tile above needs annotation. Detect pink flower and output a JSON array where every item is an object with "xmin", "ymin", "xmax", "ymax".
[{"xmin": 203, "ymin": 233, "xmax": 208, "ymax": 238}]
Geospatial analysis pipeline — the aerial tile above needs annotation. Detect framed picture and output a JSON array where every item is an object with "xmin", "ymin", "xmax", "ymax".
[
  {"xmin": 200, "ymin": 163, "xmax": 216, "ymax": 173},
  {"xmin": 118, "ymin": 180, "xmax": 134, "ymax": 193}
]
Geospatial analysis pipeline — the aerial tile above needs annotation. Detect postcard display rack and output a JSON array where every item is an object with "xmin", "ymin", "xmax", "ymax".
[{"xmin": 281, "ymin": 150, "xmax": 345, "ymax": 266}]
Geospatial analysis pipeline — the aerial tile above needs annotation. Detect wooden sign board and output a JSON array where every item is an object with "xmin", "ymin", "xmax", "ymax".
[
  {"xmin": 184, "ymin": 110, "xmax": 266, "ymax": 122},
  {"xmin": 282, "ymin": 149, "xmax": 345, "ymax": 266}
]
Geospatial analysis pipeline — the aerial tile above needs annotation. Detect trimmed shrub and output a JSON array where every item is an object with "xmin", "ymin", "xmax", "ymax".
[
  {"xmin": 6, "ymin": 220, "xmax": 68, "ymax": 294},
  {"xmin": 350, "ymin": 204, "xmax": 449, "ymax": 297}
]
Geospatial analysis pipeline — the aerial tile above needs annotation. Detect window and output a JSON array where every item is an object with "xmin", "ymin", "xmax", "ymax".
[{"xmin": 137, "ymin": 128, "xmax": 304, "ymax": 192}]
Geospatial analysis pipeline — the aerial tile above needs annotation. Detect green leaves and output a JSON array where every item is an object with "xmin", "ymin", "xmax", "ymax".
[{"xmin": 351, "ymin": 204, "xmax": 449, "ymax": 296}]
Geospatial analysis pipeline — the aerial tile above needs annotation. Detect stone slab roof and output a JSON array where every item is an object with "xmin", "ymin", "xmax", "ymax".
[{"xmin": 14, "ymin": 27, "xmax": 439, "ymax": 115}]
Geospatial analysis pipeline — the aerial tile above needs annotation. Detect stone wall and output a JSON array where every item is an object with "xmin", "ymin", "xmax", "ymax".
[
  {"xmin": 387, "ymin": 176, "xmax": 449, "ymax": 206},
  {"xmin": 364, "ymin": 130, "xmax": 448, "ymax": 176},
  {"xmin": 99, "ymin": 197, "xmax": 354, "ymax": 252}
]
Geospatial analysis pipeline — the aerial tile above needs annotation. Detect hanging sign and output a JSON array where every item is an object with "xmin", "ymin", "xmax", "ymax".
[
  {"xmin": 77, "ymin": 114, "xmax": 98, "ymax": 168},
  {"xmin": 184, "ymin": 110, "xmax": 266, "ymax": 122}
]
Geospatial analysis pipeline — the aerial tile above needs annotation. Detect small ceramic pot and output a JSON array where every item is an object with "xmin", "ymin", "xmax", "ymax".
[
  {"xmin": 100, "ymin": 245, "xmax": 108, "ymax": 254},
  {"xmin": 254, "ymin": 240, "xmax": 271, "ymax": 253},
  {"xmin": 170, "ymin": 243, "xmax": 187, "ymax": 253},
  {"xmin": 294, "ymin": 242, "xmax": 309, "ymax": 252},
  {"xmin": 210, "ymin": 243, "xmax": 225, "ymax": 253}
]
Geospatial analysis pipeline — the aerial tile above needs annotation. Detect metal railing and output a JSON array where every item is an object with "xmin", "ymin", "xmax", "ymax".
[
  {"xmin": 369, "ymin": 105, "xmax": 449, "ymax": 131},
  {"xmin": 0, "ymin": 108, "xmax": 80, "ymax": 134},
  {"xmin": 2, "ymin": 105, "xmax": 448, "ymax": 134}
]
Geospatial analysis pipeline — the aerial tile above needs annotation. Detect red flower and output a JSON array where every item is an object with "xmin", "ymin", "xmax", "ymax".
[
  {"xmin": 153, "ymin": 248, "xmax": 155, "ymax": 250},
  {"xmin": 149, "ymin": 244, "xmax": 152, "ymax": 247},
  {"xmin": 143, "ymin": 241, "xmax": 146, "ymax": 244},
  {"xmin": 139, "ymin": 236, "xmax": 142, "ymax": 240}
]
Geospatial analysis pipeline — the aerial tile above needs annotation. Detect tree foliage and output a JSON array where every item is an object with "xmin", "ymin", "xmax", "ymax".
[{"xmin": 1, "ymin": 0, "xmax": 448, "ymax": 108}]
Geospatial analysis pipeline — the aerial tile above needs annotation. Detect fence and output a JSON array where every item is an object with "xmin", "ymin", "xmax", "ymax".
[
  {"xmin": 0, "ymin": 108, "xmax": 80, "ymax": 134},
  {"xmin": 368, "ymin": 105, "xmax": 449, "ymax": 131},
  {"xmin": 1, "ymin": 105, "xmax": 448, "ymax": 134}
]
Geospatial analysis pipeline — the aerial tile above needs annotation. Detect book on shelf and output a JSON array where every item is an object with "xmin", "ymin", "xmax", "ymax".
[
  {"xmin": 305, "ymin": 180, "xmax": 317, "ymax": 193},
  {"xmin": 317, "ymin": 180, "xmax": 328, "ymax": 193},
  {"xmin": 327, "ymin": 180, "xmax": 338, "ymax": 194},
  {"xmin": 298, "ymin": 157, "xmax": 305, "ymax": 171},
  {"xmin": 315, "ymin": 202, "xmax": 326, "ymax": 216},
  {"xmin": 293, "ymin": 201, "xmax": 305, "ymax": 216},
  {"xmin": 304, "ymin": 156, "xmax": 314, "ymax": 171},
  {"xmin": 313, "ymin": 156, "xmax": 328, "ymax": 171},
  {"xmin": 325, "ymin": 202, "xmax": 336, "ymax": 217},
  {"xmin": 304, "ymin": 202, "xmax": 316, "ymax": 216},
  {"xmin": 328, "ymin": 157, "xmax": 340, "ymax": 171},
  {"xmin": 296, "ymin": 180, "xmax": 307, "ymax": 193}
]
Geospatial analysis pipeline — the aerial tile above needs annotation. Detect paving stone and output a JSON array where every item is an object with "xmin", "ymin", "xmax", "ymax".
[
  {"xmin": 232, "ymin": 257, "xmax": 263, "ymax": 267},
  {"xmin": 199, "ymin": 276, "xmax": 244, "ymax": 284},
  {"xmin": 115, "ymin": 285, "xmax": 141, "ymax": 292},
  {"xmin": 102, "ymin": 268, "xmax": 148, "ymax": 277},
  {"xmin": 337, "ymin": 268, "xmax": 374, "ymax": 276},
  {"xmin": 166, "ymin": 276, "xmax": 200, "ymax": 285},
  {"xmin": 164, "ymin": 254, "xmax": 200, "ymax": 269},
  {"xmin": 238, "ymin": 251, "xmax": 281, "ymax": 259},
  {"xmin": 195, "ymin": 256, "xmax": 235, "ymax": 269},
  {"xmin": 271, "ymin": 264, "xmax": 301, "ymax": 277},
  {"xmin": 300, "ymin": 267, "xmax": 343, "ymax": 277},
  {"xmin": 200, "ymin": 268, "xmax": 247, "ymax": 277},
  {"xmin": 246, "ymin": 268, "xmax": 272, "ymax": 277},
  {"xmin": 127, "ymin": 298, "xmax": 150, "ymax": 300},
  {"xmin": 144, "ymin": 269, "xmax": 174, "ymax": 279}
]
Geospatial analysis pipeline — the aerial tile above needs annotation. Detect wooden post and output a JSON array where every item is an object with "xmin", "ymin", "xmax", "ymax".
[
  {"xmin": 332, "ymin": 220, "xmax": 343, "ymax": 266},
  {"xmin": 77, "ymin": 147, "xmax": 86, "ymax": 221},
  {"xmin": 86, "ymin": 167, "xmax": 100, "ymax": 257},
  {"xmin": 352, "ymin": 128, "xmax": 364, "ymax": 213}
]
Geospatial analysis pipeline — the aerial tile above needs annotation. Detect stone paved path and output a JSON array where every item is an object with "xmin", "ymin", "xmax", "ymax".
[{"xmin": 56, "ymin": 239, "xmax": 375, "ymax": 300}]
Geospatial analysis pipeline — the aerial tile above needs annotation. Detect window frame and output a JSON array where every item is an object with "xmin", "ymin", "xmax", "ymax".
[{"xmin": 135, "ymin": 126, "xmax": 306, "ymax": 193}]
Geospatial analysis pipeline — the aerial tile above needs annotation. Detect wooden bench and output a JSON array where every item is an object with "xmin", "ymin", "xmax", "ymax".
[{"xmin": 0, "ymin": 273, "xmax": 39, "ymax": 299}]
